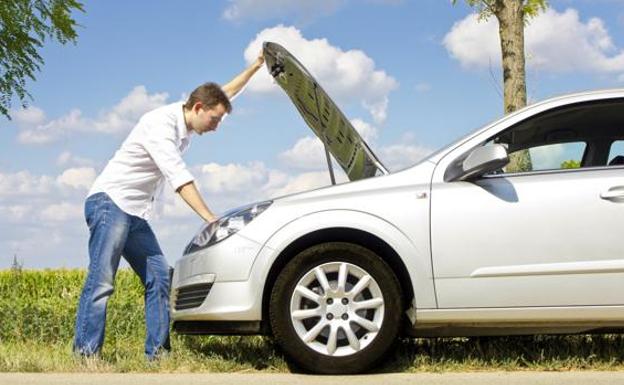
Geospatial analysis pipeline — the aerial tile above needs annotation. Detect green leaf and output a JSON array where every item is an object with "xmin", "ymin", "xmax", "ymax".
[{"xmin": 0, "ymin": 0, "xmax": 84, "ymax": 120}]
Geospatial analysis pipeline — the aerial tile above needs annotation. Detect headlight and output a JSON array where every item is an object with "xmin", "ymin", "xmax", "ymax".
[{"xmin": 184, "ymin": 200, "xmax": 272, "ymax": 254}]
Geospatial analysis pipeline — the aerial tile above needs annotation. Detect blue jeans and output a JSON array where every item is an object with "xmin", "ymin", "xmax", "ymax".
[{"xmin": 73, "ymin": 192, "xmax": 171, "ymax": 359}]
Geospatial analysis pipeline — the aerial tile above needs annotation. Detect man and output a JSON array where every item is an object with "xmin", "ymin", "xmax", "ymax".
[{"xmin": 73, "ymin": 53, "xmax": 265, "ymax": 359}]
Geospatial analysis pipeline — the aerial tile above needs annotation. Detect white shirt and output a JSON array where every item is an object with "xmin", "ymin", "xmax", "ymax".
[{"xmin": 89, "ymin": 102, "xmax": 194, "ymax": 220}]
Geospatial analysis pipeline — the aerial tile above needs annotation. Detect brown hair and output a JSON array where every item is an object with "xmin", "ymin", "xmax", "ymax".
[{"xmin": 184, "ymin": 82, "xmax": 232, "ymax": 113}]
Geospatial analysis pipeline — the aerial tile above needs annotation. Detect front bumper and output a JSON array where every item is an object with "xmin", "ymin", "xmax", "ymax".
[{"xmin": 170, "ymin": 233, "xmax": 268, "ymax": 322}]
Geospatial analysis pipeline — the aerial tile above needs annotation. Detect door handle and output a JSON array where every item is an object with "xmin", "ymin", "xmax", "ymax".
[{"xmin": 600, "ymin": 186, "xmax": 624, "ymax": 201}]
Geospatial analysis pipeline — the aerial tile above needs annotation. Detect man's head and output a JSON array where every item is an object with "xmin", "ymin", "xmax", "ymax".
[{"xmin": 183, "ymin": 82, "xmax": 232, "ymax": 135}]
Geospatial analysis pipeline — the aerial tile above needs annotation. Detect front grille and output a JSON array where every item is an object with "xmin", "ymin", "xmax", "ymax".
[{"xmin": 174, "ymin": 283, "xmax": 213, "ymax": 311}]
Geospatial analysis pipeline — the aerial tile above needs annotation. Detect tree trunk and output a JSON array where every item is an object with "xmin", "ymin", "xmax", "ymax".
[
  {"xmin": 496, "ymin": 0, "xmax": 527, "ymax": 113},
  {"xmin": 495, "ymin": 0, "xmax": 532, "ymax": 172}
]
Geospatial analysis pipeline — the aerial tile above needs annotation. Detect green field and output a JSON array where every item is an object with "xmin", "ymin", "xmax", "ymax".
[{"xmin": 2, "ymin": 268, "xmax": 624, "ymax": 372}]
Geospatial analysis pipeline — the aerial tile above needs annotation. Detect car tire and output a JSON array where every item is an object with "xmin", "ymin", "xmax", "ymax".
[{"xmin": 269, "ymin": 242, "xmax": 403, "ymax": 374}]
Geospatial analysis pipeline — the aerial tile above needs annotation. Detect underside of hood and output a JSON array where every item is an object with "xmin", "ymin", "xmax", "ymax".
[{"xmin": 263, "ymin": 41, "xmax": 388, "ymax": 182}]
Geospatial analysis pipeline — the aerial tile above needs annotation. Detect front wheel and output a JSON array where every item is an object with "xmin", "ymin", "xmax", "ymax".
[{"xmin": 269, "ymin": 242, "xmax": 403, "ymax": 374}]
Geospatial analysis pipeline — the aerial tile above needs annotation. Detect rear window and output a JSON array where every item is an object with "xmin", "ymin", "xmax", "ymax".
[{"xmin": 608, "ymin": 141, "xmax": 624, "ymax": 165}]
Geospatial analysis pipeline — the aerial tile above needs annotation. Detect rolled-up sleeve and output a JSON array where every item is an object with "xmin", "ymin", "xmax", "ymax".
[{"xmin": 141, "ymin": 119, "xmax": 194, "ymax": 191}]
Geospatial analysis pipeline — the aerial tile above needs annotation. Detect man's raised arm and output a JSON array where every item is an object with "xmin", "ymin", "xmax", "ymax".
[{"xmin": 221, "ymin": 51, "xmax": 265, "ymax": 100}]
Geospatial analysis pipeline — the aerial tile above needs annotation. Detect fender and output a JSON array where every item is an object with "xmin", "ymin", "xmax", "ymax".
[{"xmin": 247, "ymin": 209, "xmax": 437, "ymax": 316}]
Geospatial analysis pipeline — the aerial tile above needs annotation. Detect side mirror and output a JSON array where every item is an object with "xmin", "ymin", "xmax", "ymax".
[{"xmin": 445, "ymin": 144, "xmax": 509, "ymax": 182}]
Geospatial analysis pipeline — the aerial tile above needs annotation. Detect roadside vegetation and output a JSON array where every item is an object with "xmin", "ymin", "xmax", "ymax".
[{"xmin": 2, "ymin": 268, "xmax": 624, "ymax": 372}]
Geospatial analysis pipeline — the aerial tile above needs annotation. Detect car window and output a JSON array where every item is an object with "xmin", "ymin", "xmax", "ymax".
[
  {"xmin": 481, "ymin": 99, "xmax": 624, "ymax": 175},
  {"xmin": 608, "ymin": 140, "xmax": 624, "ymax": 165},
  {"xmin": 506, "ymin": 142, "xmax": 586, "ymax": 173}
]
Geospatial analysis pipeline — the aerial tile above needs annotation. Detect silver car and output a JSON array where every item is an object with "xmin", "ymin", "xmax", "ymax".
[{"xmin": 170, "ymin": 42, "xmax": 624, "ymax": 373}]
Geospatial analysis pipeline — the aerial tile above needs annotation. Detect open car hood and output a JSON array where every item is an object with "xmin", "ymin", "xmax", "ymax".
[{"xmin": 263, "ymin": 42, "xmax": 388, "ymax": 181}]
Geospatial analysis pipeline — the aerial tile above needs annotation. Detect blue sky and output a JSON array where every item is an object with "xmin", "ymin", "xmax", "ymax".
[{"xmin": 1, "ymin": 0, "xmax": 623, "ymax": 268}]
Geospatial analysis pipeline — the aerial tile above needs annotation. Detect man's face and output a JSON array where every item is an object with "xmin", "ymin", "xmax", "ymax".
[{"xmin": 192, "ymin": 103, "xmax": 227, "ymax": 135}]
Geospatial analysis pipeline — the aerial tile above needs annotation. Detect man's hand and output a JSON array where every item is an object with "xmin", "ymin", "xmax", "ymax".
[
  {"xmin": 204, "ymin": 214, "xmax": 218, "ymax": 224},
  {"xmin": 254, "ymin": 49, "xmax": 265, "ymax": 68}
]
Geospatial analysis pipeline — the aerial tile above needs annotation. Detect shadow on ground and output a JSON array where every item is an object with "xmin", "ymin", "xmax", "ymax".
[
  {"xmin": 179, "ymin": 333, "xmax": 624, "ymax": 373},
  {"xmin": 177, "ymin": 335, "xmax": 288, "ymax": 370},
  {"xmin": 376, "ymin": 334, "xmax": 624, "ymax": 373}
]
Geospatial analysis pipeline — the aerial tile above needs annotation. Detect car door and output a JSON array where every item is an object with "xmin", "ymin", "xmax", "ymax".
[{"xmin": 430, "ymin": 99, "xmax": 624, "ymax": 309}]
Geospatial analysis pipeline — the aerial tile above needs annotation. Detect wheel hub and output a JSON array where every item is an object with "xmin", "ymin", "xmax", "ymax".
[{"xmin": 326, "ymin": 297, "xmax": 348, "ymax": 316}]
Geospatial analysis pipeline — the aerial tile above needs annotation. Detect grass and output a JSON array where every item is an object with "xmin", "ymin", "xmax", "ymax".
[
  {"xmin": 0, "ymin": 338, "xmax": 287, "ymax": 373},
  {"xmin": 2, "ymin": 268, "xmax": 624, "ymax": 372}
]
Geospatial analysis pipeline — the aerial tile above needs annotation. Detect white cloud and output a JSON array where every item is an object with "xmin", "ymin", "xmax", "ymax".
[
  {"xmin": 139, "ymin": 160, "xmax": 330, "ymax": 222},
  {"xmin": 0, "ymin": 129, "xmax": 431, "ymax": 269},
  {"xmin": 0, "ymin": 169, "xmax": 86, "ymax": 269},
  {"xmin": 56, "ymin": 151, "xmax": 95, "ymax": 167},
  {"xmin": 0, "ymin": 168, "xmax": 93, "ymax": 221},
  {"xmin": 267, "ymin": 171, "xmax": 342, "ymax": 197},
  {"xmin": 244, "ymin": 25, "xmax": 398, "ymax": 124},
  {"xmin": 443, "ymin": 13, "xmax": 498, "ymax": 70},
  {"xmin": 0, "ymin": 205, "xmax": 33, "ymax": 222},
  {"xmin": 0, "ymin": 168, "xmax": 92, "ymax": 268},
  {"xmin": 167, "ymin": 161, "xmax": 289, "ymax": 215},
  {"xmin": 14, "ymin": 86, "xmax": 169, "ymax": 145},
  {"xmin": 222, "ymin": 0, "xmax": 345, "ymax": 22},
  {"xmin": 92, "ymin": 86, "xmax": 169, "ymax": 134},
  {"xmin": 193, "ymin": 160, "xmax": 344, "ymax": 208},
  {"xmin": 278, "ymin": 118, "xmax": 379, "ymax": 171},
  {"xmin": 16, "ymin": 109, "xmax": 83, "ymax": 144},
  {"xmin": 275, "ymin": 116, "xmax": 434, "ymax": 175},
  {"xmin": 13, "ymin": 106, "xmax": 46, "ymax": 127},
  {"xmin": 39, "ymin": 201, "xmax": 83, "ymax": 222},
  {"xmin": 56, "ymin": 167, "xmax": 97, "ymax": 191},
  {"xmin": 152, "ymin": 221, "xmax": 197, "ymax": 240},
  {"xmin": 379, "ymin": 142, "xmax": 433, "ymax": 171},
  {"xmin": 196, "ymin": 161, "xmax": 274, "ymax": 194},
  {"xmin": 160, "ymin": 190, "xmax": 195, "ymax": 219},
  {"xmin": 279, "ymin": 136, "xmax": 326, "ymax": 170},
  {"xmin": 443, "ymin": 8, "xmax": 624, "ymax": 78},
  {"xmin": 56, "ymin": 152, "xmax": 72, "ymax": 166},
  {"xmin": 0, "ymin": 171, "xmax": 55, "ymax": 196},
  {"xmin": 351, "ymin": 118, "xmax": 378, "ymax": 142}
]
